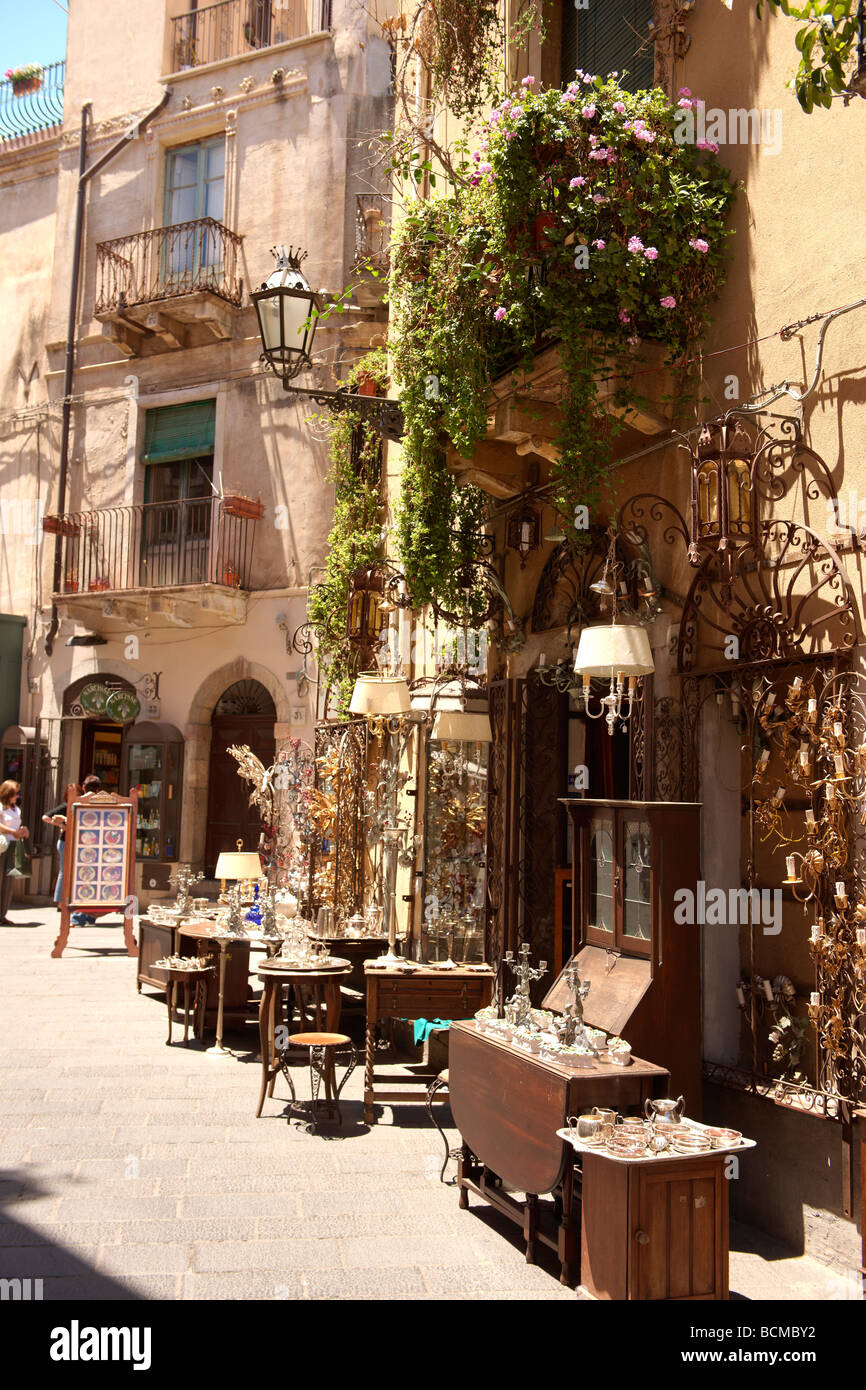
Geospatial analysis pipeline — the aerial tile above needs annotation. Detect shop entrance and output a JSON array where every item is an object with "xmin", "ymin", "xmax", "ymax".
[{"xmin": 204, "ymin": 679, "xmax": 276, "ymax": 876}]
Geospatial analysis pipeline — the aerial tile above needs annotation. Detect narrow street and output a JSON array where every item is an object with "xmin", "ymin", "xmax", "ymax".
[{"xmin": 0, "ymin": 914, "xmax": 853, "ymax": 1301}]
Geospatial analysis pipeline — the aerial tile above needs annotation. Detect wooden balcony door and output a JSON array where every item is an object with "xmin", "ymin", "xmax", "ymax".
[
  {"xmin": 163, "ymin": 137, "xmax": 225, "ymax": 287},
  {"xmin": 141, "ymin": 458, "xmax": 215, "ymax": 588}
]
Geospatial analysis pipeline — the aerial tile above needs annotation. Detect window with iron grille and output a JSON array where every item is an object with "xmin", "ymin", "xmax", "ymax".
[{"xmin": 561, "ymin": 0, "xmax": 654, "ymax": 92}]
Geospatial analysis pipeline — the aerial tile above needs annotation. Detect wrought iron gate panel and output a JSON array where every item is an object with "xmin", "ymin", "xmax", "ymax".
[
  {"xmin": 309, "ymin": 719, "xmax": 367, "ymax": 918},
  {"xmin": 629, "ymin": 674, "xmax": 653, "ymax": 800},
  {"xmin": 519, "ymin": 673, "xmax": 567, "ymax": 1001},
  {"xmin": 485, "ymin": 679, "xmax": 517, "ymax": 993}
]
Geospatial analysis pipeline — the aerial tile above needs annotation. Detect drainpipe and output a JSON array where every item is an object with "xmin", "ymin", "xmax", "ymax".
[{"xmin": 45, "ymin": 86, "xmax": 171, "ymax": 655}]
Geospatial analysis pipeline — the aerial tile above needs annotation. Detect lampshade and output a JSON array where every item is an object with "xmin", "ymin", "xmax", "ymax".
[
  {"xmin": 214, "ymin": 850, "xmax": 262, "ymax": 881},
  {"xmin": 573, "ymin": 623, "xmax": 654, "ymax": 677},
  {"xmin": 349, "ymin": 673, "xmax": 412, "ymax": 717},
  {"xmin": 432, "ymin": 709, "xmax": 492, "ymax": 742}
]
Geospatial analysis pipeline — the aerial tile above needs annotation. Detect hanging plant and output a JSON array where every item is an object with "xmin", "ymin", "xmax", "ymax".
[
  {"xmin": 306, "ymin": 350, "xmax": 390, "ymax": 714},
  {"xmin": 391, "ymin": 75, "xmax": 737, "ymax": 566}
]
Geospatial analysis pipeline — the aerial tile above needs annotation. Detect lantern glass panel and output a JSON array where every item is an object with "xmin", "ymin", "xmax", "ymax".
[{"xmin": 697, "ymin": 459, "xmax": 721, "ymax": 536}]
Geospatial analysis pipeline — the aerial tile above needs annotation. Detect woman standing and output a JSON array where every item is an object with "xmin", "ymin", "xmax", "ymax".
[{"xmin": 0, "ymin": 781, "xmax": 31, "ymax": 925}]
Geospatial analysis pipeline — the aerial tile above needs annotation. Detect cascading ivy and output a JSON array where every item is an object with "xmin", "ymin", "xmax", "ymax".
[
  {"xmin": 391, "ymin": 74, "xmax": 737, "ymax": 574},
  {"xmin": 306, "ymin": 349, "xmax": 389, "ymax": 713}
]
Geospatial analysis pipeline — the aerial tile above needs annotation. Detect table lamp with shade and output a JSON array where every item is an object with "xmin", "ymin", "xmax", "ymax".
[{"xmin": 214, "ymin": 840, "xmax": 263, "ymax": 895}]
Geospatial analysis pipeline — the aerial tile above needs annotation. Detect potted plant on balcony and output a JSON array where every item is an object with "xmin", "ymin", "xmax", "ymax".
[
  {"xmin": 63, "ymin": 571, "xmax": 79, "ymax": 593},
  {"xmin": 5, "ymin": 64, "xmax": 44, "ymax": 96},
  {"xmin": 42, "ymin": 514, "xmax": 80, "ymax": 537},
  {"xmin": 222, "ymin": 563, "xmax": 240, "ymax": 587},
  {"xmin": 222, "ymin": 492, "xmax": 264, "ymax": 520}
]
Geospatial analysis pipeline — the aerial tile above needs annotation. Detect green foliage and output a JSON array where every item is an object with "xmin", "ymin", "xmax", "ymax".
[
  {"xmin": 391, "ymin": 76, "xmax": 736, "ymax": 560},
  {"xmin": 756, "ymin": 0, "xmax": 866, "ymax": 110},
  {"xmin": 306, "ymin": 351, "xmax": 388, "ymax": 713}
]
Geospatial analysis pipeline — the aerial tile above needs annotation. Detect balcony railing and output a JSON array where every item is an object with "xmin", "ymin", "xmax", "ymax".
[
  {"xmin": 95, "ymin": 218, "xmax": 243, "ymax": 317},
  {"xmin": 0, "ymin": 60, "xmax": 64, "ymax": 143},
  {"xmin": 170, "ymin": 0, "xmax": 330, "ymax": 72},
  {"xmin": 51, "ymin": 498, "xmax": 258, "ymax": 597}
]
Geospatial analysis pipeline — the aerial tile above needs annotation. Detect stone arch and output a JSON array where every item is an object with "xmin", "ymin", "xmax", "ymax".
[{"xmin": 181, "ymin": 659, "xmax": 291, "ymax": 867}]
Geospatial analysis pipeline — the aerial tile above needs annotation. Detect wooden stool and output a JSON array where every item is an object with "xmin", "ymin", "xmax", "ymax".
[
  {"xmin": 425, "ymin": 1069, "xmax": 460, "ymax": 1183},
  {"xmin": 163, "ymin": 965, "xmax": 213, "ymax": 1047},
  {"xmin": 287, "ymin": 1032, "xmax": 357, "ymax": 1132}
]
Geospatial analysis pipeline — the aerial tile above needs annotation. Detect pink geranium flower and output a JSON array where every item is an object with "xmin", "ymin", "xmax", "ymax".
[
  {"xmin": 592, "ymin": 193, "xmax": 610, "ymax": 205},
  {"xmin": 494, "ymin": 307, "xmax": 507, "ymax": 321},
  {"xmin": 689, "ymin": 237, "xmax": 709, "ymax": 253},
  {"xmin": 660, "ymin": 295, "xmax": 677, "ymax": 309},
  {"xmin": 592, "ymin": 239, "xmax": 606, "ymax": 250},
  {"xmin": 581, "ymin": 104, "xmax": 597, "ymax": 119},
  {"xmin": 678, "ymin": 87, "xmax": 692, "ymax": 98},
  {"xmin": 618, "ymin": 310, "xmax": 632, "ymax": 324},
  {"xmin": 613, "ymin": 102, "xmax": 626, "ymax": 114},
  {"xmin": 569, "ymin": 176, "xmax": 587, "ymax": 188},
  {"xmin": 643, "ymin": 246, "xmax": 658, "ymax": 261},
  {"xmin": 521, "ymin": 75, "xmax": 535, "ymax": 87},
  {"xmin": 627, "ymin": 236, "xmax": 644, "ymax": 253}
]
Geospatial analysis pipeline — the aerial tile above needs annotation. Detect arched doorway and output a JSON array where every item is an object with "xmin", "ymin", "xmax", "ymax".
[
  {"xmin": 62, "ymin": 675, "xmax": 140, "ymax": 790},
  {"xmin": 204, "ymin": 679, "xmax": 276, "ymax": 874}
]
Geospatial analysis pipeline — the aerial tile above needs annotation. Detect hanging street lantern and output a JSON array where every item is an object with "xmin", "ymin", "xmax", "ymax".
[
  {"xmin": 346, "ymin": 564, "xmax": 386, "ymax": 658},
  {"xmin": 687, "ymin": 416, "xmax": 755, "ymax": 568},
  {"xmin": 506, "ymin": 504, "xmax": 541, "ymax": 569},
  {"xmin": 251, "ymin": 245, "xmax": 321, "ymax": 385}
]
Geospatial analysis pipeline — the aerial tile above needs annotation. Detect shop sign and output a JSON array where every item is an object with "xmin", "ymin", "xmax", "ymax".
[
  {"xmin": 105, "ymin": 690, "xmax": 141, "ymax": 724},
  {"xmin": 79, "ymin": 682, "xmax": 109, "ymax": 715}
]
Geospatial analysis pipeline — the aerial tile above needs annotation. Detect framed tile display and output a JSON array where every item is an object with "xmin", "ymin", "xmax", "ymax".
[{"xmin": 52, "ymin": 791, "xmax": 139, "ymax": 958}]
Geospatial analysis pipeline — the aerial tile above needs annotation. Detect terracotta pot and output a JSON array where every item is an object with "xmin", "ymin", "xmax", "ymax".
[
  {"xmin": 356, "ymin": 372, "xmax": 378, "ymax": 397},
  {"xmin": 42, "ymin": 515, "xmax": 80, "ymax": 537},
  {"xmin": 11, "ymin": 75, "xmax": 43, "ymax": 96},
  {"xmin": 222, "ymin": 495, "xmax": 264, "ymax": 520},
  {"xmin": 64, "ymin": 580, "xmax": 79, "ymax": 593},
  {"xmin": 531, "ymin": 212, "xmax": 557, "ymax": 253}
]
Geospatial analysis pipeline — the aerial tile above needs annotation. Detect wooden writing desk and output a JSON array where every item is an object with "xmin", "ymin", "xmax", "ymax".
[{"xmin": 448, "ymin": 1021, "xmax": 669, "ymax": 1285}]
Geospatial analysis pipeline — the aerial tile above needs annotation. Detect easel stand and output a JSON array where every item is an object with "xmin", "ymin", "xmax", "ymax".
[{"xmin": 51, "ymin": 789, "xmax": 138, "ymax": 959}]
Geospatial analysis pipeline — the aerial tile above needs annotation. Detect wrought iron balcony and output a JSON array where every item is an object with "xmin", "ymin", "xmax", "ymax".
[
  {"xmin": 95, "ymin": 218, "xmax": 243, "ymax": 354},
  {"xmin": 0, "ymin": 61, "xmax": 64, "ymax": 144},
  {"xmin": 48, "ymin": 497, "xmax": 258, "ymax": 629},
  {"xmin": 170, "ymin": 0, "xmax": 330, "ymax": 72}
]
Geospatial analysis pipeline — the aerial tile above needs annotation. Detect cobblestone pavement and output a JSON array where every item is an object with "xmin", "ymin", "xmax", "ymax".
[{"xmin": 0, "ymin": 910, "xmax": 855, "ymax": 1301}]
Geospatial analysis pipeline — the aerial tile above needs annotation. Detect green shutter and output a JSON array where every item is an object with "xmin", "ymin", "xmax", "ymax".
[
  {"xmin": 141, "ymin": 401, "xmax": 216, "ymax": 464},
  {"xmin": 0, "ymin": 615, "xmax": 25, "ymax": 736},
  {"xmin": 577, "ymin": 0, "xmax": 654, "ymax": 93}
]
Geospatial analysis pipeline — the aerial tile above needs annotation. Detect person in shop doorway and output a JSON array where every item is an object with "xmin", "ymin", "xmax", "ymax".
[
  {"xmin": 0, "ymin": 781, "xmax": 31, "ymax": 925},
  {"xmin": 42, "ymin": 775, "xmax": 103, "ymax": 925},
  {"xmin": 42, "ymin": 781, "xmax": 82, "ymax": 912}
]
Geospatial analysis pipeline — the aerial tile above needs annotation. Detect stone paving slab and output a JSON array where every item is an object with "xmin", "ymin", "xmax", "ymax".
[{"xmin": 0, "ymin": 911, "xmax": 857, "ymax": 1302}]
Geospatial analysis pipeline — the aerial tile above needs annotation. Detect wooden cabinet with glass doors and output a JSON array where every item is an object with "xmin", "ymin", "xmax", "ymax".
[{"xmin": 557, "ymin": 800, "xmax": 702, "ymax": 1106}]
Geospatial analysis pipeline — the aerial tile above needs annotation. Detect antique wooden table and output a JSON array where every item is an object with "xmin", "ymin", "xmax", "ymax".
[
  {"xmin": 448, "ymin": 1021, "xmax": 669, "ymax": 1286},
  {"xmin": 178, "ymin": 923, "xmax": 251, "ymax": 1054},
  {"xmin": 363, "ymin": 963, "xmax": 495, "ymax": 1124},
  {"xmin": 256, "ymin": 960, "xmax": 351, "ymax": 1118}
]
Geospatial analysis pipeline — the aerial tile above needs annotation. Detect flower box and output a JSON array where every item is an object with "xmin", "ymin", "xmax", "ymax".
[
  {"xmin": 6, "ymin": 66, "xmax": 44, "ymax": 96},
  {"xmin": 42, "ymin": 515, "xmax": 80, "ymax": 537},
  {"xmin": 222, "ymin": 564, "xmax": 241, "ymax": 587},
  {"xmin": 222, "ymin": 494, "xmax": 264, "ymax": 520},
  {"xmin": 63, "ymin": 578, "xmax": 79, "ymax": 593},
  {"xmin": 88, "ymin": 578, "xmax": 111, "ymax": 592}
]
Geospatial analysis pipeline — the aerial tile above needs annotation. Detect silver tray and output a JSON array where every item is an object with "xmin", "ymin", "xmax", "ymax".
[{"xmin": 556, "ymin": 1121, "xmax": 756, "ymax": 1164}]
